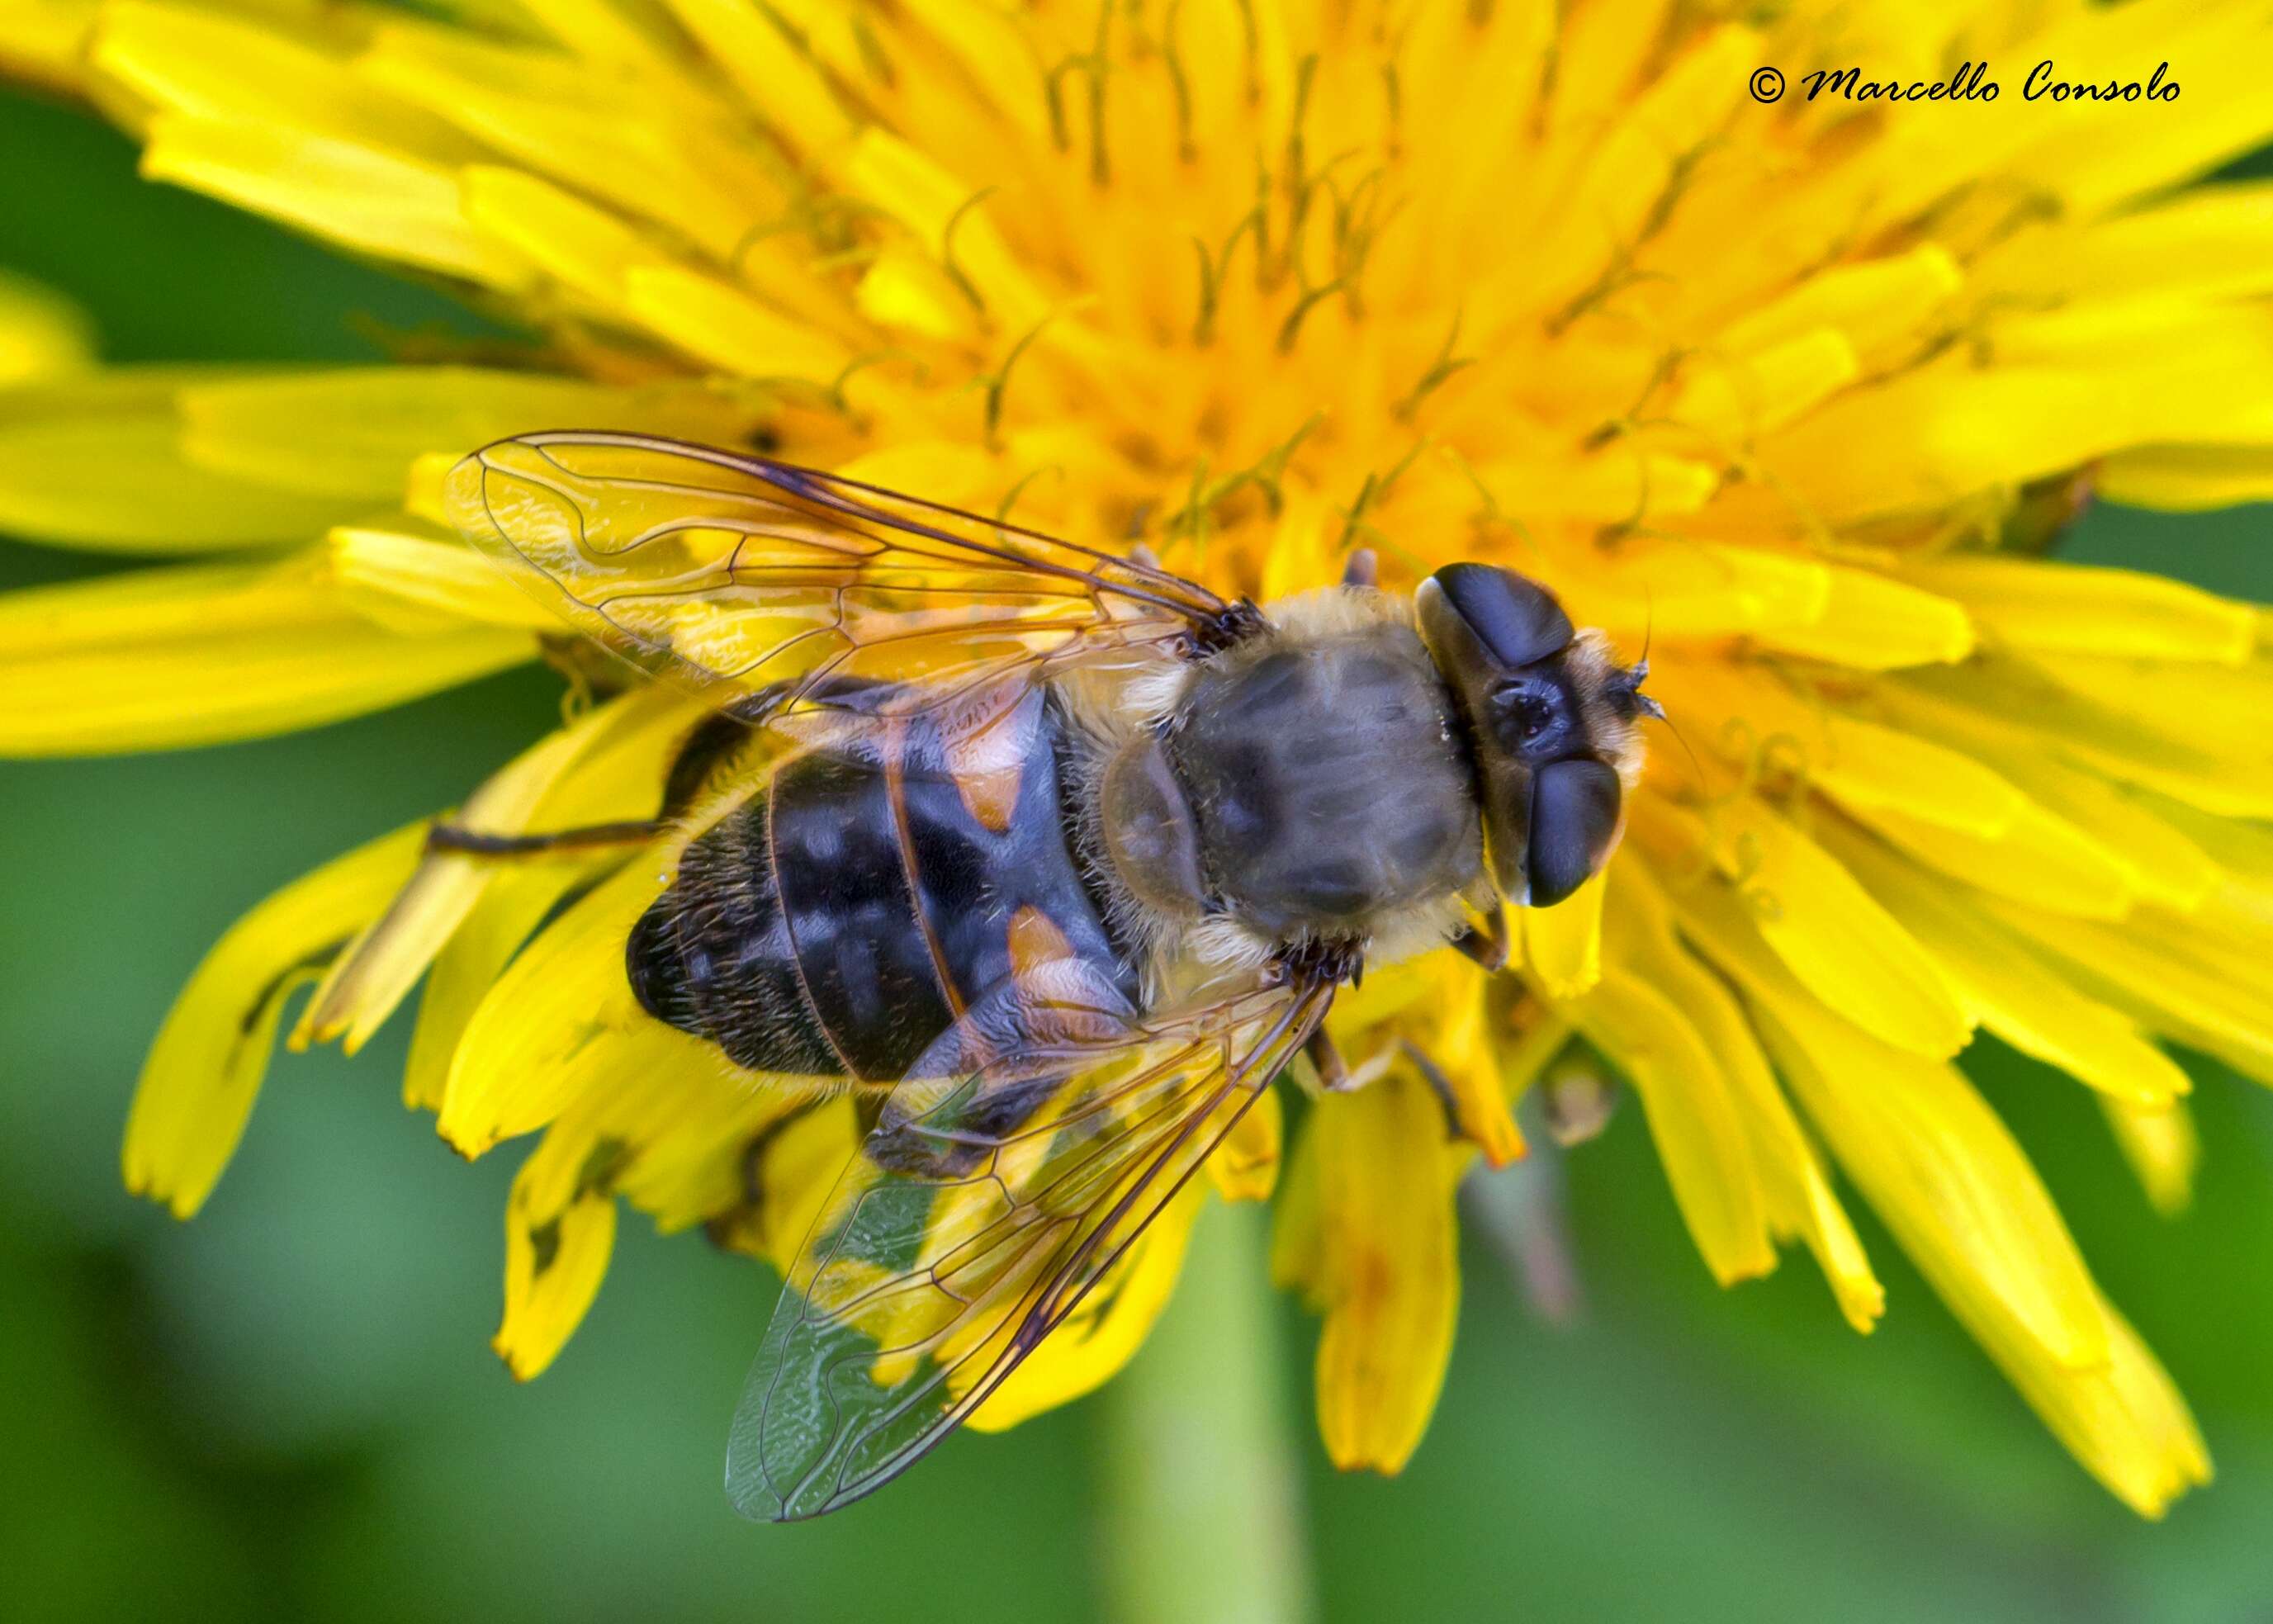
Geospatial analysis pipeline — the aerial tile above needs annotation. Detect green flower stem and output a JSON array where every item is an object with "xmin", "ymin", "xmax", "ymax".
[{"xmin": 1096, "ymin": 1196, "xmax": 1315, "ymax": 1624}]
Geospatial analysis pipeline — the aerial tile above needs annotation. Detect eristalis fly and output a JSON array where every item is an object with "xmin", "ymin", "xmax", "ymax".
[{"xmin": 441, "ymin": 431, "xmax": 1660, "ymax": 1520}]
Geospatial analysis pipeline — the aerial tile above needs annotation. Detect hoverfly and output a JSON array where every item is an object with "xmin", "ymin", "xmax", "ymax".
[{"xmin": 443, "ymin": 432, "xmax": 1660, "ymax": 1520}]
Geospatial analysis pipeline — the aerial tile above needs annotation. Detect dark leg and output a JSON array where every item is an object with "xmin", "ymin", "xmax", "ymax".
[
  {"xmin": 425, "ymin": 818, "xmax": 665, "ymax": 858},
  {"xmin": 1450, "ymin": 905, "xmax": 1510, "ymax": 972},
  {"xmin": 1399, "ymin": 1041, "xmax": 1467, "ymax": 1142},
  {"xmin": 1342, "ymin": 547, "xmax": 1378, "ymax": 589},
  {"xmin": 1304, "ymin": 1025, "xmax": 1353, "ymax": 1092}
]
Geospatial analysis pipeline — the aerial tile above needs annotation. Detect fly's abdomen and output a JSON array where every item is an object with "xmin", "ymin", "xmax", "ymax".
[
  {"xmin": 627, "ymin": 689, "xmax": 1134, "ymax": 1082},
  {"xmin": 623, "ymin": 785, "xmax": 836, "ymax": 1077}
]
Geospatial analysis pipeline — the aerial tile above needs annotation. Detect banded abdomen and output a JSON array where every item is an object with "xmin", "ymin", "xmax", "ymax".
[{"xmin": 627, "ymin": 688, "xmax": 1135, "ymax": 1084}]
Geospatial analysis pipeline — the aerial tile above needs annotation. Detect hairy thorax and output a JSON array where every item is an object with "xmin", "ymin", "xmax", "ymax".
[{"xmin": 1089, "ymin": 591, "xmax": 1485, "ymax": 974}]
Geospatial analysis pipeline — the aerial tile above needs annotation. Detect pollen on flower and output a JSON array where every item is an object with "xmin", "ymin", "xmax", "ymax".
[{"xmin": 2, "ymin": 0, "xmax": 2266, "ymax": 1523}]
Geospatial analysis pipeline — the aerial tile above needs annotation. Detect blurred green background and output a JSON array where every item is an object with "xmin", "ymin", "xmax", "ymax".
[{"xmin": 4, "ymin": 85, "xmax": 2273, "ymax": 1624}]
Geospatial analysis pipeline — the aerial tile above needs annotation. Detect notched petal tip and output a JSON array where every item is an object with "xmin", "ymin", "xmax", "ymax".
[{"xmin": 123, "ymin": 822, "xmax": 428, "ymax": 1217}]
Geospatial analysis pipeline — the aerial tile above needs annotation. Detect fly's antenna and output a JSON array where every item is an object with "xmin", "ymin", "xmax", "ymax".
[
  {"xmin": 1626, "ymin": 585, "xmax": 1712, "ymax": 798},
  {"xmin": 1609, "ymin": 589, "xmax": 1664, "ymax": 722},
  {"xmin": 1658, "ymin": 708, "xmax": 1716, "ymax": 802}
]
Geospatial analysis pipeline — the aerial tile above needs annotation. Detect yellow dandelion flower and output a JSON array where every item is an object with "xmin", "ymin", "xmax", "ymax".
[{"xmin": 8, "ymin": 0, "xmax": 2273, "ymax": 1523}]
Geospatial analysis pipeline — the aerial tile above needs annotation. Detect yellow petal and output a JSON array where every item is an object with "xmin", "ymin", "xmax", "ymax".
[
  {"xmin": 712, "ymin": 1097, "xmax": 861, "ymax": 1272},
  {"xmin": 1306, "ymin": 1070, "xmax": 1463, "ymax": 1475},
  {"xmin": 0, "ymin": 271, "xmax": 93, "ymax": 387},
  {"xmin": 1750, "ymin": 564, "xmax": 1973, "ymax": 670},
  {"xmin": 327, "ymin": 523, "xmax": 560, "ymax": 634},
  {"xmin": 178, "ymin": 368, "xmax": 760, "ymax": 500},
  {"xmin": 1269, "ymin": 1110, "xmax": 1324, "ymax": 1301},
  {"xmin": 1978, "ymin": 182, "xmax": 2273, "ymax": 305},
  {"xmin": 613, "ymin": 1082, "xmax": 827, "ymax": 1238},
  {"xmin": 0, "ymin": 371, "xmax": 355, "ymax": 550},
  {"xmin": 1618, "ymin": 860, "xmax": 1882, "ymax": 1329},
  {"xmin": 1537, "ymin": 537, "xmax": 1825, "ymax": 644},
  {"xmin": 124, "ymin": 822, "xmax": 428, "ymax": 1217},
  {"xmin": 1989, "ymin": 898, "xmax": 2273, "ymax": 1088},
  {"xmin": 1884, "ymin": 663, "xmax": 2273, "ymax": 821},
  {"xmin": 2104, "ymin": 1099, "xmax": 2198, "ymax": 1219},
  {"xmin": 495, "ymin": 1157, "xmax": 617, "ymax": 1380},
  {"xmin": 1668, "ymin": 329, "xmax": 1859, "ymax": 442},
  {"xmin": 1825, "ymin": 822, "xmax": 2189, "ymax": 1108},
  {"xmin": 965, "ymin": 1184, "xmax": 1206, "ymax": 1433},
  {"xmin": 1848, "ymin": 799, "xmax": 2137, "ymax": 922},
  {"xmin": 855, "ymin": 248, "xmax": 977, "ymax": 343},
  {"xmin": 1470, "ymin": 450, "xmax": 1718, "ymax": 523},
  {"xmin": 493, "ymin": 1026, "xmax": 817, "ymax": 1374},
  {"xmin": 0, "ymin": 553, "xmax": 533, "ymax": 756},
  {"xmin": 1324, "ymin": 952, "xmax": 1470, "ymax": 1038},
  {"xmin": 2100, "ymin": 445, "xmax": 2273, "ymax": 511},
  {"xmin": 299, "ymin": 689, "xmax": 685, "ymax": 1053},
  {"xmin": 437, "ymin": 857, "xmax": 675, "ymax": 1154},
  {"xmin": 396, "ymin": 695, "xmax": 700, "ymax": 1106},
  {"xmin": 1769, "ymin": 302, "xmax": 2273, "ymax": 519},
  {"xmin": 510, "ymin": 0, "xmax": 696, "ymax": 89},
  {"xmin": 1900, "ymin": 557, "xmax": 2256, "ymax": 665},
  {"xmin": 140, "ymin": 114, "xmax": 534, "ymax": 289},
  {"xmin": 1206, "ymin": 1087, "xmax": 1283, "ymax": 1203},
  {"xmin": 1506, "ymin": 21, "xmax": 1755, "ymax": 317},
  {"xmin": 1996, "ymin": 1299, "xmax": 2209, "ymax": 1521},
  {"xmin": 1652, "ymin": 797, "xmax": 1972, "ymax": 1058},
  {"xmin": 1494, "ymin": 1005, "xmax": 1575, "ymax": 1113},
  {"xmin": 1685, "ymin": 542, "xmax": 1832, "ymax": 631},
  {"xmin": 1977, "ymin": 750, "xmax": 2221, "ymax": 915},
  {"xmin": 458, "ymin": 164, "xmax": 670, "ymax": 311},
  {"xmin": 467, "ymin": 995, "xmax": 814, "ymax": 1268},
  {"xmin": 0, "ymin": 0, "xmax": 99, "ymax": 94},
  {"xmin": 354, "ymin": 26, "xmax": 778, "ymax": 263},
  {"xmin": 1664, "ymin": 661, "xmax": 2024, "ymax": 837},
  {"xmin": 621, "ymin": 266, "xmax": 853, "ymax": 386},
  {"xmin": 658, "ymin": 0, "xmax": 855, "ymax": 149},
  {"xmin": 402, "ymin": 859, "xmax": 602, "ymax": 1112},
  {"xmin": 2030, "ymin": 652, "xmax": 2273, "ymax": 764},
  {"xmin": 2001, "ymin": 1, "xmax": 2273, "ymax": 218},
  {"xmin": 92, "ymin": 2, "xmax": 477, "ymax": 161},
  {"xmin": 1709, "ymin": 908, "xmax": 2109, "ymax": 1372},
  {"xmin": 1721, "ymin": 245, "xmax": 1962, "ymax": 361},
  {"xmin": 836, "ymin": 129, "xmax": 1050, "ymax": 332},
  {"xmin": 1523, "ymin": 869, "xmax": 1605, "ymax": 997},
  {"xmin": 2138, "ymin": 793, "xmax": 2273, "ymax": 909},
  {"xmin": 1425, "ymin": 961, "xmax": 1527, "ymax": 1168},
  {"xmin": 1568, "ymin": 964, "xmax": 1774, "ymax": 1286},
  {"xmin": 1253, "ymin": 484, "xmax": 1338, "ymax": 607}
]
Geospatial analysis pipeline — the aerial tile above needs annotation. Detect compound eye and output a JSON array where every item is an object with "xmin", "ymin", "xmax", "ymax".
[
  {"xmin": 1429, "ymin": 563, "xmax": 1575, "ymax": 668},
  {"xmin": 1527, "ymin": 758, "xmax": 1622, "ymax": 907}
]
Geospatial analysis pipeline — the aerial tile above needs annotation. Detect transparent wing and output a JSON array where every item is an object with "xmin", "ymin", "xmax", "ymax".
[
  {"xmin": 727, "ymin": 955, "xmax": 1336, "ymax": 1521},
  {"xmin": 445, "ymin": 432, "xmax": 1237, "ymax": 715}
]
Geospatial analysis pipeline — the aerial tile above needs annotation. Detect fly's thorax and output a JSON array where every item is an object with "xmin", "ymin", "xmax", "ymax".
[{"xmin": 1093, "ymin": 595, "xmax": 1485, "ymax": 953}]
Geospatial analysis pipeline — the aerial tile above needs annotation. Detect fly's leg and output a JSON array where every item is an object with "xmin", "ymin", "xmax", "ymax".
[
  {"xmin": 1449, "ymin": 904, "xmax": 1511, "ymax": 972},
  {"xmin": 424, "ymin": 818, "xmax": 665, "ymax": 859},
  {"xmin": 1304, "ymin": 1026, "xmax": 1357, "ymax": 1092}
]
